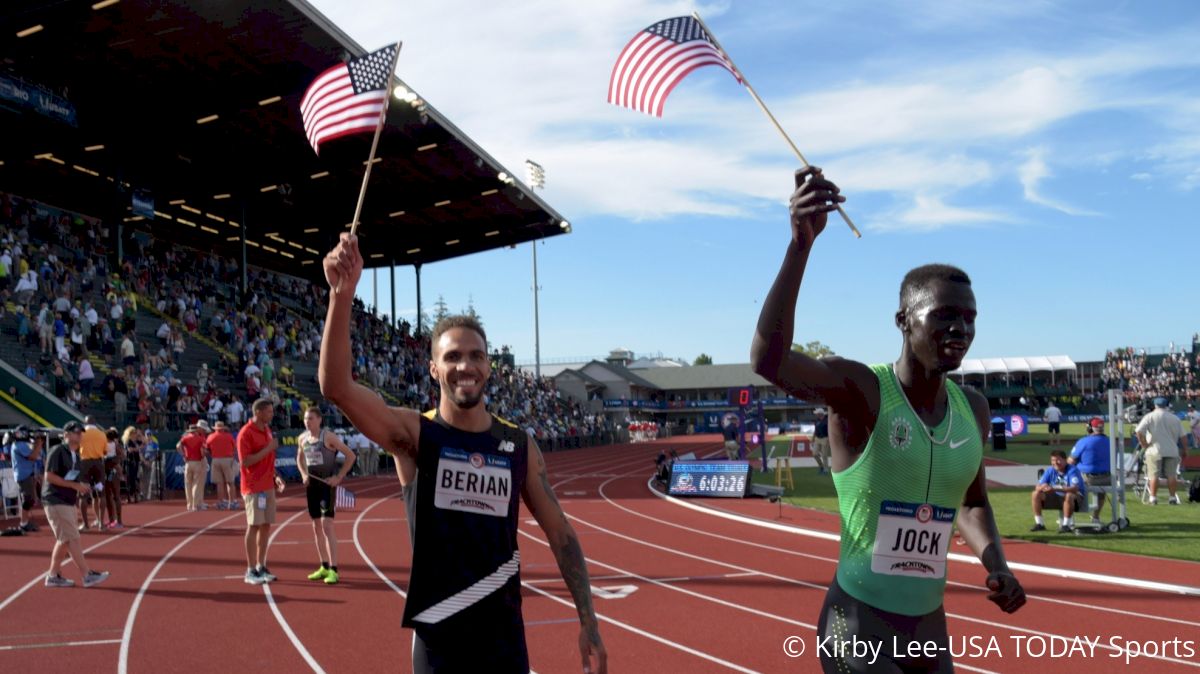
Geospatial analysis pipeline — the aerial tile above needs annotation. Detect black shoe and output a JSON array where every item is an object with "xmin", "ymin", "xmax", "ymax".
[
  {"xmin": 1029, "ymin": 523, "xmax": 1046, "ymax": 532},
  {"xmin": 1058, "ymin": 525, "xmax": 1074, "ymax": 534}
]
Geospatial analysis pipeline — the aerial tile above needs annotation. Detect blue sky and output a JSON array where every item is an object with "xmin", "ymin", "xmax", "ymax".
[{"xmin": 311, "ymin": 0, "xmax": 1200, "ymax": 366}]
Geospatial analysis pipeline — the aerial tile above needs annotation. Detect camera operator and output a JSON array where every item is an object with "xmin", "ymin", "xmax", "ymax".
[{"xmin": 8, "ymin": 426, "xmax": 44, "ymax": 533}]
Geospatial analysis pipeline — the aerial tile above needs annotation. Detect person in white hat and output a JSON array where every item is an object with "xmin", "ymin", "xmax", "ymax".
[{"xmin": 813, "ymin": 408, "xmax": 831, "ymax": 475}]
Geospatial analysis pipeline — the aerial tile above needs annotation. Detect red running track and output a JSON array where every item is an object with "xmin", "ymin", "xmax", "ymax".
[{"xmin": 1, "ymin": 435, "xmax": 1197, "ymax": 673}]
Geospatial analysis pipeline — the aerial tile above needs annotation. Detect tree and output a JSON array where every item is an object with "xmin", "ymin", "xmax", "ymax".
[
  {"xmin": 792, "ymin": 340, "xmax": 835, "ymax": 358},
  {"xmin": 462, "ymin": 294, "xmax": 483, "ymax": 327},
  {"xmin": 432, "ymin": 294, "xmax": 450, "ymax": 323},
  {"xmin": 693, "ymin": 353, "xmax": 713, "ymax": 366}
]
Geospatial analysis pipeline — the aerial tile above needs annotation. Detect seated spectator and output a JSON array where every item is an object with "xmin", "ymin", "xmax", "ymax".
[
  {"xmin": 1031, "ymin": 450, "xmax": 1086, "ymax": 533},
  {"xmin": 1069, "ymin": 417, "xmax": 1111, "ymax": 522}
]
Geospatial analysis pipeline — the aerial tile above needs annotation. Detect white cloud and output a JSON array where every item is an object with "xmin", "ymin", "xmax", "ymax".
[
  {"xmin": 1130, "ymin": 172, "xmax": 1152, "ymax": 181},
  {"xmin": 1017, "ymin": 149, "xmax": 1101, "ymax": 216},
  {"xmin": 872, "ymin": 194, "xmax": 1010, "ymax": 233},
  {"xmin": 310, "ymin": 1, "xmax": 1199, "ymax": 229}
]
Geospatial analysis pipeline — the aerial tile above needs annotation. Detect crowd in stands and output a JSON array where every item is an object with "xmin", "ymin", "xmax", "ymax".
[
  {"xmin": 1102, "ymin": 343, "xmax": 1200, "ymax": 405},
  {"xmin": 0, "ymin": 191, "xmax": 609, "ymax": 447}
]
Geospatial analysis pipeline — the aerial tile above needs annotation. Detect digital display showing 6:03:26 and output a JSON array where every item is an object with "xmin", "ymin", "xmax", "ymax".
[{"xmin": 668, "ymin": 460, "xmax": 751, "ymax": 498}]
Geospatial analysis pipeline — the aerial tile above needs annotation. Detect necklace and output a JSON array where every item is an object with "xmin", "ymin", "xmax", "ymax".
[{"xmin": 892, "ymin": 363, "xmax": 953, "ymax": 445}]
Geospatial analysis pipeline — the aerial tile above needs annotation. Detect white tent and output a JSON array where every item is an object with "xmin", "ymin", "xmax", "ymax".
[{"xmin": 952, "ymin": 355, "xmax": 1077, "ymax": 386}]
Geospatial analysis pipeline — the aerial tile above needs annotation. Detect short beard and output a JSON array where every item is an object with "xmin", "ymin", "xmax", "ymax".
[{"xmin": 444, "ymin": 386, "xmax": 483, "ymax": 410}]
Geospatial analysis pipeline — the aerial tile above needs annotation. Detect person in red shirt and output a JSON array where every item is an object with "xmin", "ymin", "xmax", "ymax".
[
  {"xmin": 206, "ymin": 421, "xmax": 239, "ymax": 510},
  {"xmin": 237, "ymin": 398, "xmax": 285, "ymax": 585},
  {"xmin": 177, "ymin": 421, "xmax": 210, "ymax": 511}
]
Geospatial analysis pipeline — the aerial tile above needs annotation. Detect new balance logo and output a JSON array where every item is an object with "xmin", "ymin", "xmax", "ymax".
[{"xmin": 497, "ymin": 441, "xmax": 516, "ymax": 453}]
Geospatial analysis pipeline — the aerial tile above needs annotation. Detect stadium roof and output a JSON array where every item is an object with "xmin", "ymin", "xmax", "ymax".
[
  {"xmin": 952, "ymin": 356, "xmax": 1077, "ymax": 377},
  {"xmin": 632, "ymin": 363, "xmax": 773, "ymax": 390},
  {"xmin": 0, "ymin": 0, "xmax": 568, "ymax": 283}
]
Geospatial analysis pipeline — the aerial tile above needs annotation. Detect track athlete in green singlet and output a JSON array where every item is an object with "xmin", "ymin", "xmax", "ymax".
[{"xmin": 752, "ymin": 168, "xmax": 1026, "ymax": 673}]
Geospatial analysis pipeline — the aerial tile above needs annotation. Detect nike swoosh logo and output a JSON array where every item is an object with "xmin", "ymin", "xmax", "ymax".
[{"xmin": 949, "ymin": 438, "xmax": 969, "ymax": 449}]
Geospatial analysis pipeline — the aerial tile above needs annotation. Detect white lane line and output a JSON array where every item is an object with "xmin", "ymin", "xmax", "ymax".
[
  {"xmin": 355, "ymin": 486, "xmax": 756, "ymax": 673},
  {"xmin": 263, "ymin": 508, "xmax": 327, "ymax": 674},
  {"xmin": 603, "ymin": 476, "xmax": 1200, "ymax": 630},
  {"xmin": 517, "ymin": 529, "xmax": 817, "ymax": 629},
  {"xmin": 647, "ymin": 478, "xmax": 1200, "ymax": 597},
  {"xmin": 118, "ymin": 511, "xmax": 243, "ymax": 674},
  {"xmin": 599, "ymin": 477, "xmax": 1200, "ymax": 669},
  {"xmin": 0, "ymin": 509, "xmax": 193, "ymax": 615},
  {"xmin": 352, "ymin": 490, "xmax": 408, "ymax": 596},
  {"xmin": 261, "ymin": 481, "xmax": 404, "ymax": 674},
  {"xmin": 152, "ymin": 574, "xmax": 245, "ymax": 583},
  {"xmin": 0, "ymin": 638, "xmax": 123, "ymax": 651},
  {"xmin": 520, "ymin": 582, "xmax": 759, "ymax": 674}
]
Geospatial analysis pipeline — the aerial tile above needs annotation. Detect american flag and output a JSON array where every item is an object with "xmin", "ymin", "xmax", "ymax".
[
  {"xmin": 336, "ymin": 485, "xmax": 356, "ymax": 511},
  {"xmin": 300, "ymin": 44, "xmax": 399, "ymax": 154},
  {"xmin": 608, "ymin": 16, "xmax": 743, "ymax": 117}
]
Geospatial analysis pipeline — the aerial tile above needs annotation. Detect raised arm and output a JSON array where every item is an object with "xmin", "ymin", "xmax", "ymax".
[
  {"xmin": 750, "ymin": 167, "xmax": 876, "ymax": 420},
  {"xmin": 521, "ymin": 437, "xmax": 606, "ymax": 674},
  {"xmin": 956, "ymin": 387, "xmax": 1025, "ymax": 614},
  {"xmin": 318, "ymin": 233, "xmax": 420, "ymax": 457}
]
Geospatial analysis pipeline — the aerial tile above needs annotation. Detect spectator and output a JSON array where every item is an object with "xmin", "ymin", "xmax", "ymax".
[
  {"xmin": 207, "ymin": 421, "xmax": 239, "ymax": 511},
  {"xmin": 812, "ymin": 408, "xmax": 831, "ymax": 475},
  {"xmin": 178, "ymin": 422, "xmax": 209, "ymax": 511},
  {"xmin": 722, "ymin": 417, "xmax": 740, "ymax": 460},
  {"xmin": 1043, "ymin": 401, "xmax": 1062, "ymax": 446},
  {"xmin": 1187, "ymin": 403, "xmax": 1200, "ymax": 450},
  {"xmin": 101, "ymin": 427, "xmax": 124, "ymax": 529},
  {"xmin": 1031, "ymin": 450, "xmax": 1086, "ymax": 533},
  {"xmin": 41, "ymin": 421, "xmax": 110, "ymax": 588},
  {"xmin": 238, "ymin": 399, "xmax": 285, "ymax": 585},
  {"xmin": 122, "ymin": 426, "xmax": 143, "ymax": 504},
  {"xmin": 1068, "ymin": 417, "xmax": 1111, "ymax": 522},
  {"xmin": 1135, "ymin": 397, "xmax": 1186, "ymax": 505},
  {"xmin": 77, "ymin": 417, "xmax": 108, "ymax": 532}
]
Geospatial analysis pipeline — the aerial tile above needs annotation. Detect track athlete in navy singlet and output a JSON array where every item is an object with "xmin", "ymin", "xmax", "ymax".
[
  {"xmin": 751, "ymin": 168, "xmax": 1026, "ymax": 673},
  {"xmin": 320, "ymin": 234, "xmax": 606, "ymax": 674}
]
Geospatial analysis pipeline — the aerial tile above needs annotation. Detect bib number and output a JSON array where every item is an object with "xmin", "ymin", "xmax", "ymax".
[
  {"xmin": 871, "ymin": 501, "xmax": 955, "ymax": 578},
  {"xmin": 433, "ymin": 447, "xmax": 511, "ymax": 518},
  {"xmin": 304, "ymin": 448, "xmax": 324, "ymax": 467}
]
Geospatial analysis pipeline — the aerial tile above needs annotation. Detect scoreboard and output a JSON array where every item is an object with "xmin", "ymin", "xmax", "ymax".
[
  {"xmin": 667, "ymin": 460, "xmax": 751, "ymax": 498},
  {"xmin": 727, "ymin": 386, "xmax": 753, "ymax": 407}
]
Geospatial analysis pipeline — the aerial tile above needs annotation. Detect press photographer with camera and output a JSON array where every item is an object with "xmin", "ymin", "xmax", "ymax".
[{"xmin": 7, "ymin": 425, "xmax": 43, "ymax": 533}]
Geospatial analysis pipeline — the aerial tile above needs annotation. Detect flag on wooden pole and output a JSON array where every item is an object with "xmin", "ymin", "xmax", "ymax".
[
  {"xmin": 301, "ymin": 43, "xmax": 400, "ymax": 155},
  {"xmin": 608, "ymin": 15, "xmax": 861, "ymax": 238},
  {"xmin": 607, "ymin": 16, "xmax": 741, "ymax": 118}
]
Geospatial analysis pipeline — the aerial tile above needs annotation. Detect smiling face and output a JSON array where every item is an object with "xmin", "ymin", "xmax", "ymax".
[
  {"xmin": 898, "ymin": 279, "xmax": 977, "ymax": 374},
  {"xmin": 430, "ymin": 327, "xmax": 490, "ymax": 410}
]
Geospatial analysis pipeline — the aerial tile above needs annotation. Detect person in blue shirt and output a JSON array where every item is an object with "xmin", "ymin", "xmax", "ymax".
[
  {"xmin": 1069, "ymin": 417, "xmax": 1111, "ymax": 522},
  {"xmin": 1031, "ymin": 449, "xmax": 1086, "ymax": 533},
  {"xmin": 9, "ymin": 426, "xmax": 44, "ymax": 532}
]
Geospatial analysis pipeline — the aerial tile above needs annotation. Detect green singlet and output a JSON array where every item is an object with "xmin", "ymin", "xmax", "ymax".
[{"xmin": 831, "ymin": 363, "xmax": 982, "ymax": 616}]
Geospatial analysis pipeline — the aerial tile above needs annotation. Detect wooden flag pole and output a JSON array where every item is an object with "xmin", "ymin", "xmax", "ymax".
[
  {"xmin": 691, "ymin": 12, "xmax": 861, "ymax": 238},
  {"xmin": 349, "ymin": 41, "xmax": 404, "ymax": 238}
]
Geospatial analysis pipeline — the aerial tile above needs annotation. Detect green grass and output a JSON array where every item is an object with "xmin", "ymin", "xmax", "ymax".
[{"xmin": 757, "ymin": 422, "xmax": 1199, "ymax": 563}]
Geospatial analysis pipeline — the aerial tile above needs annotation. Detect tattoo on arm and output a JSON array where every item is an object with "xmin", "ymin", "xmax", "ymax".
[{"xmin": 538, "ymin": 458, "xmax": 600, "ymax": 640}]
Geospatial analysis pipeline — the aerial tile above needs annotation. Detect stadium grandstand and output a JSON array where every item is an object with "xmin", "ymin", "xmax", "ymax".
[{"xmin": 0, "ymin": 0, "xmax": 604, "ymax": 450}]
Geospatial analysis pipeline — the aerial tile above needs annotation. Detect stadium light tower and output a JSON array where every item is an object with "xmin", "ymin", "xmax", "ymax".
[{"xmin": 525, "ymin": 159, "xmax": 545, "ymax": 378}]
